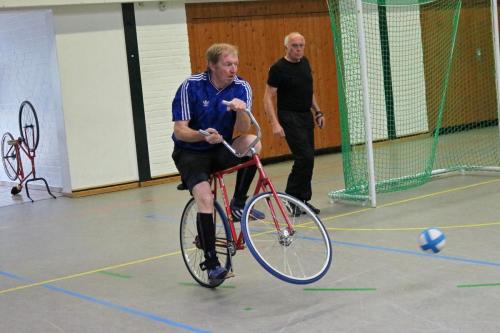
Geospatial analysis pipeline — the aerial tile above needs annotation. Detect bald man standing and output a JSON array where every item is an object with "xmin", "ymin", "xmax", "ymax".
[{"xmin": 263, "ymin": 32, "xmax": 324, "ymax": 215}]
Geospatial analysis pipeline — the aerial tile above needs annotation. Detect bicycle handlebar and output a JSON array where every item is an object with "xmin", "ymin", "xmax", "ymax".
[{"xmin": 198, "ymin": 100, "xmax": 261, "ymax": 158}]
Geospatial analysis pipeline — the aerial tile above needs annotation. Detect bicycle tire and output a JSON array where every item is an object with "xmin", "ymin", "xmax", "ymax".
[
  {"xmin": 1, "ymin": 132, "xmax": 20, "ymax": 181},
  {"xmin": 241, "ymin": 192, "xmax": 332, "ymax": 284},
  {"xmin": 179, "ymin": 198, "xmax": 232, "ymax": 288},
  {"xmin": 19, "ymin": 100, "xmax": 40, "ymax": 153}
]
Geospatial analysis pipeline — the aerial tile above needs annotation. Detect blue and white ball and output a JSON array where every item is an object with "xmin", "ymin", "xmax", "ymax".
[{"xmin": 419, "ymin": 228, "xmax": 446, "ymax": 253}]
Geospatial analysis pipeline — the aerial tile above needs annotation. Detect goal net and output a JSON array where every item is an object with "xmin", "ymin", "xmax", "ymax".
[{"xmin": 326, "ymin": 0, "xmax": 500, "ymax": 206}]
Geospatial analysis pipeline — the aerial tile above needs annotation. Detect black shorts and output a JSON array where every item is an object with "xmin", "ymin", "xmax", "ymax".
[{"xmin": 172, "ymin": 144, "xmax": 244, "ymax": 193}]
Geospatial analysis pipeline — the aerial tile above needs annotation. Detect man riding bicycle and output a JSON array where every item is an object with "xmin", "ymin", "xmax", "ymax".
[{"xmin": 171, "ymin": 43, "xmax": 261, "ymax": 284}]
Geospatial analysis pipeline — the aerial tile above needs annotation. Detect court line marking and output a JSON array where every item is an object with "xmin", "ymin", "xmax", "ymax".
[
  {"xmin": 1, "ymin": 178, "xmax": 498, "ymax": 296},
  {"xmin": 0, "ymin": 271, "xmax": 210, "ymax": 333},
  {"xmin": 322, "ymin": 220, "xmax": 500, "ymax": 232},
  {"xmin": 335, "ymin": 240, "xmax": 500, "ymax": 268},
  {"xmin": 457, "ymin": 283, "xmax": 500, "ymax": 288},
  {"xmin": 98, "ymin": 271, "xmax": 132, "ymax": 279},
  {"xmin": 0, "ymin": 251, "xmax": 180, "ymax": 295},
  {"xmin": 321, "ymin": 177, "xmax": 500, "ymax": 225},
  {"xmin": 303, "ymin": 287, "xmax": 376, "ymax": 292}
]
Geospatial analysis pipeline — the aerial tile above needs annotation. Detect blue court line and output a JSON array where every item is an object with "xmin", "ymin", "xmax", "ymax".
[
  {"xmin": 334, "ymin": 240, "xmax": 500, "ymax": 268},
  {"xmin": 145, "ymin": 213, "xmax": 170, "ymax": 221},
  {"xmin": 260, "ymin": 233, "xmax": 500, "ymax": 268},
  {"xmin": 0, "ymin": 271, "xmax": 210, "ymax": 333}
]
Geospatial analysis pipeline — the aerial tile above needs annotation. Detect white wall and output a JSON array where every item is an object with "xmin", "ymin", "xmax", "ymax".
[
  {"xmin": 339, "ymin": 1, "xmax": 427, "ymax": 144},
  {"xmin": 388, "ymin": 5, "xmax": 428, "ymax": 136},
  {"xmin": 135, "ymin": 1, "xmax": 191, "ymax": 177},
  {"xmin": 0, "ymin": 9, "xmax": 68, "ymax": 192},
  {"xmin": 52, "ymin": 4, "xmax": 138, "ymax": 190},
  {"xmin": 0, "ymin": 0, "xmax": 255, "ymax": 9}
]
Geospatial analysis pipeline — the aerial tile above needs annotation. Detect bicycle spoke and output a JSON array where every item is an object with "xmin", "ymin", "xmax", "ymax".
[
  {"xmin": 242, "ymin": 192, "xmax": 332, "ymax": 284},
  {"xmin": 180, "ymin": 198, "xmax": 232, "ymax": 288},
  {"xmin": 19, "ymin": 101, "xmax": 40, "ymax": 152},
  {"xmin": 1, "ymin": 133, "xmax": 20, "ymax": 181}
]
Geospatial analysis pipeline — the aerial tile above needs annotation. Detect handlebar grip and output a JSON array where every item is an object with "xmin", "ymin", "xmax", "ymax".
[{"xmin": 198, "ymin": 129, "xmax": 210, "ymax": 136}]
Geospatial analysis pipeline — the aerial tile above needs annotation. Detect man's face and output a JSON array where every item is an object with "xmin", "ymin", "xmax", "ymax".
[
  {"xmin": 209, "ymin": 52, "xmax": 239, "ymax": 88},
  {"xmin": 286, "ymin": 35, "xmax": 305, "ymax": 62}
]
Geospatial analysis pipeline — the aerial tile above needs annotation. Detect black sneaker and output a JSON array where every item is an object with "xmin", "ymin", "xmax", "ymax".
[
  {"xmin": 230, "ymin": 198, "xmax": 265, "ymax": 222},
  {"xmin": 208, "ymin": 265, "xmax": 228, "ymax": 281},
  {"xmin": 303, "ymin": 201, "xmax": 320, "ymax": 215},
  {"xmin": 286, "ymin": 202, "xmax": 303, "ymax": 217}
]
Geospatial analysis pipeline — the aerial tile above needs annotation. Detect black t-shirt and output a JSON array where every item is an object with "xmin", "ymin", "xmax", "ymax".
[{"xmin": 267, "ymin": 57, "xmax": 313, "ymax": 113}]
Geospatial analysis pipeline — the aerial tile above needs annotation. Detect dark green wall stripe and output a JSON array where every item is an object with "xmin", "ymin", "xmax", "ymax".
[
  {"xmin": 378, "ymin": 2, "xmax": 396, "ymax": 139},
  {"xmin": 122, "ymin": 3, "xmax": 151, "ymax": 182}
]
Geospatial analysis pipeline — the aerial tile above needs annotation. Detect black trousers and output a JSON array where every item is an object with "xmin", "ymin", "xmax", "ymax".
[{"xmin": 278, "ymin": 110, "xmax": 315, "ymax": 202}]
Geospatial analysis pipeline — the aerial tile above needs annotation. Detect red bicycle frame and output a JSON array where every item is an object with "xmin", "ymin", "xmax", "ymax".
[
  {"xmin": 8, "ymin": 137, "xmax": 36, "ymax": 184},
  {"xmin": 210, "ymin": 152, "xmax": 295, "ymax": 252}
]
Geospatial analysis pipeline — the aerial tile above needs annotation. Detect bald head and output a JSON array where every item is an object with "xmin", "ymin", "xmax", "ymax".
[
  {"xmin": 284, "ymin": 32, "xmax": 305, "ymax": 63},
  {"xmin": 284, "ymin": 32, "xmax": 305, "ymax": 47}
]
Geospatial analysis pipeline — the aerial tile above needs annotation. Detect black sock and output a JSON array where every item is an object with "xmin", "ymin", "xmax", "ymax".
[{"xmin": 196, "ymin": 213, "xmax": 217, "ymax": 265}]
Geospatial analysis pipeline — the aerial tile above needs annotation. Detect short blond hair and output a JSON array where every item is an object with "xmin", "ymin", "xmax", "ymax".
[{"xmin": 205, "ymin": 43, "xmax": 239, "ymax": 65}]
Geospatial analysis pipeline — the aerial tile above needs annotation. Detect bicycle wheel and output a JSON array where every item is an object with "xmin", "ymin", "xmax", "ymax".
[
  {"xmin": 19, "ymin": 100, "xmax": 40, "ymax": 153},
  {"xmin": 1, "ymin": 132, "xmax": 20, "ymax": 181},
  {"xmin": 241, "ymin": 192, "xmax": 332, "ymax": 284},
  {"xmin": 179, "ymin": 198, "xmax": 233, "ymax": 288}
]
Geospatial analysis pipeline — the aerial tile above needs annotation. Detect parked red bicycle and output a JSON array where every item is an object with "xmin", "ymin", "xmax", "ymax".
[
  {"xmin": 179, "ymin": 101, "xmax": 332, "ymax": 288},
  {"xmin": 1, "ymin": 100, "xmax": 56, "ymax": 201}
]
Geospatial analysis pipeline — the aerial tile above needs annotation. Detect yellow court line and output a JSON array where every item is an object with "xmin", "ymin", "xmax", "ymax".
[
  {"xmin": 0, "ymin": 250, "xmax": 181, "ymax": 296},
  {"xmin": 322, "ymin": 177, "xmax": 500, "ymax": 223},
  {"xmin": 322, "ymin": 221, "xmax": 500, "ymax": 232}
]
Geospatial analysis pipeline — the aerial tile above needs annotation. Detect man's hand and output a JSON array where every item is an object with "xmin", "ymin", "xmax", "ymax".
[
  {"xmin": 315, "ymin": 112, "xmax": 325, "ymax": 129},
  {"xmin": 225, "ymin": 98, "xmax": 247, "ymax": 113},
  {"xmin": 272, "ymin": 122, "xmax": 285, "ymax": 137},
  {"xmin": 201, "ymin": 128, "xmax": 223, "ymax": 144}
]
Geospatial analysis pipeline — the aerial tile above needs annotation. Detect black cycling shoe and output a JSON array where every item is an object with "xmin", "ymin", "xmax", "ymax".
[
  {"xmin": 286, "ymin": 202, "xmax": 303, "ymax": 217},
  {"xmin": 303, "ymin": 201, "xmax": 320, "ymax": 215},
  {"xmin": 207, "ymin": 265, "xmax": 228, "ymax": 285}
]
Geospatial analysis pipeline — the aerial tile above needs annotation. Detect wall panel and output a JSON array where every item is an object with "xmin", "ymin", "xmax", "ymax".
[
  {"xmin": 53, "ymin": 4, "xmax": 138, "ymax": 190},
  {"xmin": 135, "ymin": 2, "xmax": 192, "ymax": 177},
  {"xmin": 186, "ymin": 0, "xmax": 341, "ymax": 159}
]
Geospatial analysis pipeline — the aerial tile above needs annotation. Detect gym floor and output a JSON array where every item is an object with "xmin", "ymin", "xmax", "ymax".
[{"xmin": 1, "ymin": 153, "xmax": 500, "ymax": 332}]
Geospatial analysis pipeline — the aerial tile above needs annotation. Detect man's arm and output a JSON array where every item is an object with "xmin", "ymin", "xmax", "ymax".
[
  {"xmin": 311, "ymin": 94, "xmax": 321, "ymax": 114},
  {"xmin": 311, "ymin": 94, "xmax": 324, "ymax": 129},
  {"xmin": 173, "ymin": 121, "xmax": 205, "ymax": 142},
  {"xmin": 225, "ymin": 98, "xmax": 251, "ymax": 134},
  {"xmin": 263, "ymin": 84, "xmax": 285, "ymax": 137},
  {"xmin": 174, "ymin": 121, "xmax": 222, "ymax": 144}
]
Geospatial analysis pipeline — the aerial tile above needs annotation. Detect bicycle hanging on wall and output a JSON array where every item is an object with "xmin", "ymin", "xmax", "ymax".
[{"xmin": 1, "ymin": 100, "xmax": 56, "ymax": 202}]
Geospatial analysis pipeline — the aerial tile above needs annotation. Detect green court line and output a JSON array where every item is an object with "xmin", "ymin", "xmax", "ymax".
[
  {"xmin": 457, "ymin": 283, "xmax": 500, "ymax": 288},
  {"xmin": 219, "ymin": 285, "xmax": 236, "ymax": 289},
  {"xmin": 304, "ymin": 288, "xmax": 376, "ymax": 292},
  {"xmin": 243, "ymin": 307, "xmax": 253, "ymax": 311},
  {"xmin": 179, "ymin": 282, "xmax": 236, "ymax": 288},
  {"xmin": 179, "ymin": 282, "xmax": 201, "ymax": 287},
  {"xmin": 98, "ymin": 271, "xmax": 132, "ymax": 279}
]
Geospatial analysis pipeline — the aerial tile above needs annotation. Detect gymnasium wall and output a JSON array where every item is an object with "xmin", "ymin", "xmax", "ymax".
[
  {"xmin": 0, "ymin": 0, "xmax": 256, "ymax": 8},
  {"xmin": 52, "ymin": 4, "xmax": 139, "ymax": 191},
  {"xmin": 1, "ymin": 0, "xmax": 497, "ymax": 195},
  {"xmin": 134, "ymin": 2, "xmax": 191, "ymax": 178}
]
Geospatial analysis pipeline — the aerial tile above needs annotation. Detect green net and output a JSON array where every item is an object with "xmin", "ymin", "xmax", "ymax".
[{"xmin": 327, "ymin": 0, "xmax": 500, "ymax": 202}]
